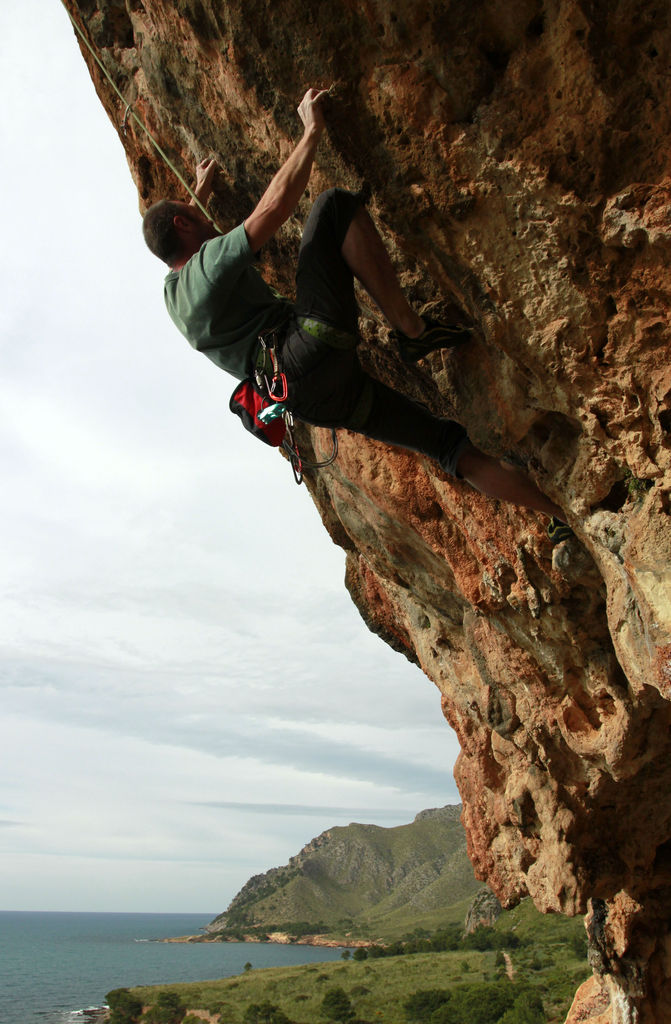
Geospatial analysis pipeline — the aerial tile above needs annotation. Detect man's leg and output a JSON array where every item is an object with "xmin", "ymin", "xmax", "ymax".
[
  {"xmin": 295, "ymin": 191, "xmax": 467, "ymax": 358},
  {"xmin": 340, "ymin": 205, "xmax": 425, "ymax": 338},
  {"xmin": 340, "ymin": 205, "xmax": 471, "ymax": 361},
  {"xmin": 290, "ymin": 191, "xmax": 565, "ymax": 521},
  {"xmin": 456, "ymin": 444, "xmax": 564, "ymax": 518},
  {"xmin": 357, "ymin": 380, "xmax": 564, "ymax": 518}
]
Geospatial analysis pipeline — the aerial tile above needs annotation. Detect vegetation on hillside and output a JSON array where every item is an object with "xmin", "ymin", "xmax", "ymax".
[
  {"xmin": 206, "ymin": 807, "xmax": 481, "ymax": 944},
  {"xmin": 111, "ymin": 899, "xmax": 590, "ymax": 1024}
]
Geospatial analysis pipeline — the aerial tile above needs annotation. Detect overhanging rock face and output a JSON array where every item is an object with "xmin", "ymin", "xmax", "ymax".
[{"xmin": 65, "ymin": 1, "xmax": 671, "ymax": 1019}]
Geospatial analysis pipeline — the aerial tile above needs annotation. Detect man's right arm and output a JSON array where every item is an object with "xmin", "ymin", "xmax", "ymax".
[{"xmin": 243, "ymin": 88, "xmax": 328, "ymax": 253}]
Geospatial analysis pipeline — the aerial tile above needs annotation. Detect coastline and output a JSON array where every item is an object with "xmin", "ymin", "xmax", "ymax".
[{"xmin": 163, "ymin": 932, "xmax": 369, "ymax": 948}]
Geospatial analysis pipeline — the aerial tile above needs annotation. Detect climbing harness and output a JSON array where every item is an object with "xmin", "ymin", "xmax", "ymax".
[
  {"xmin": 230, "ymin": 328, "xmax": 338, "ymax": 486},
  {"xmin": 61, "ymin": 2, "xmax": 220, "ymax": 230},
  {"xmin": 255, "ymin": 328, "xmax": 338, "ymax": 485}
]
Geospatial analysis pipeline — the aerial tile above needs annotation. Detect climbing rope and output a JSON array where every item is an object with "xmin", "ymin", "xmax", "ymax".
[{"xmin": 61, "ymin": 1, "xmax": 221, "ymax": 230}]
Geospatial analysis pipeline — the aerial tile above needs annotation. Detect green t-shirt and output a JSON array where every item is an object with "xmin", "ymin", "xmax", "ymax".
[{"xmin": 164, "ymin": 223, "xmax": 293, "ymax": 381}]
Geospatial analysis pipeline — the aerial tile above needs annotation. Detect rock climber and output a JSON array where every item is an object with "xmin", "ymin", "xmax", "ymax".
[{"xmin": 142, "ymin": 87, "xmax": 570, "ymax": 538}]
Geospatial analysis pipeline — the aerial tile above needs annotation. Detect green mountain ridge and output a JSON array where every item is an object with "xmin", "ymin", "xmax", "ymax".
[{"xmin": 207, "ymin": 805, "xmax": 485, "ymax": 940}]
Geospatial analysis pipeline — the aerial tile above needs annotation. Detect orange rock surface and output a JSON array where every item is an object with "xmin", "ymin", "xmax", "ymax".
[{"xmin": 64, "ymin": 1, "xmax": 671, "ymax": 1019}]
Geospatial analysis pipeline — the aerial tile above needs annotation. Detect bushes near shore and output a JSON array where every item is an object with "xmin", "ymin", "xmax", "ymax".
[{"xmin": 117, "ymin": 900, "xmax": 590, "ymax": 1024}]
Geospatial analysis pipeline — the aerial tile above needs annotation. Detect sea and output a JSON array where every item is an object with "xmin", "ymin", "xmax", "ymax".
[{"xmin": 0, "ymin": 911, "xmax": 344, "ymax": 1024}]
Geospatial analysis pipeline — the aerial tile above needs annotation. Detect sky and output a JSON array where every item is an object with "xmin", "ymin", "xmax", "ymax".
[{"xmin": 0, "ymin": 1, "xmax": 461, "ymax": 914}]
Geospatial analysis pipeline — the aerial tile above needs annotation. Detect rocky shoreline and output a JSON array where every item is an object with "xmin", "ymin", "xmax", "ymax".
[
  {"xmin": 76, "ymin": 1009, "xmax": 109, "ymax": 1023},
  {"xmin": 163, "ymin": 932, "xmax": 363, "ymax": 948}
]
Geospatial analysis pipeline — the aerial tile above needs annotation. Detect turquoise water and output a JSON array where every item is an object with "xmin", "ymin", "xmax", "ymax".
[{"xmin": 0, "ymin": 911, "xmax": 344, "ymax": 1024}]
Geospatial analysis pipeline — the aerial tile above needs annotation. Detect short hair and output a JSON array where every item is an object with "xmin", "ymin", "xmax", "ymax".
[{"xmin": 142, "ymin": 199, "xmax": 183, "ymax": 265}]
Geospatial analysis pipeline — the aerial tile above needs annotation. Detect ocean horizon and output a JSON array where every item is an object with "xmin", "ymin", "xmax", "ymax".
[{"xmin": 0, "ymin": 910, "xmax": 344, "ymax": 1024}]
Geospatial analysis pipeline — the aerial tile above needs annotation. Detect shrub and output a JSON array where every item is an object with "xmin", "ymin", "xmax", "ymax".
[
  {"xmin": 499, "ymin": 990, "xmax": 545, "ymax": 1024},
  {"xmin": 341, "ymin": 950, "xmax": 352, "ymax": 960},
  {"xmin": 243, "ymin": 1001, "xmax": 293, "ymax": 1024},
  {"xmin": 429, "ymin": 982, "xmax": 516, "ymax": 1024},
  {"xmin": 429, "ymin": 926, "xmax": 461, "ymax": 952},
  {"xmin": 353, "ymin": 948, "xmax": 368, "ymax": 961},
  {"xmin": 143, "ymin": 991, "xmax": 187, "ymax": 1024},
  {"xmin": 320, "ymin": 986, "xmax": 355, "ymax": 1021},
  {"xmin": 404, "ymin": 988, "xmax": 451, "ymax": 1021},
  {"xmin": 106, "ymin": 988, "xmax": 143, "ymax": 1024},
  {"xmin": 461, "ymin": 927, "xmax": 497, "ymax": 951},
  {"xmin": 462, "ymin": 927, "xmax": 521, "ymax": 952}
]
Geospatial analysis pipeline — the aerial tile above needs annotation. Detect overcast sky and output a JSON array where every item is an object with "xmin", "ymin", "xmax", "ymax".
[{"xmin": 0, "ymin": 2, "xmax": 460, "ymax": 914}]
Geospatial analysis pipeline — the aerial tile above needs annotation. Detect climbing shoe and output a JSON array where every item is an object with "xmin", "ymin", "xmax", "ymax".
[
  {"xmin": 394, "ymin": 316, "xmax": 472, "ymax": 363},
  {"xmin": 547, "ymin": 516, "xmax": 574, "ymax": 544}
]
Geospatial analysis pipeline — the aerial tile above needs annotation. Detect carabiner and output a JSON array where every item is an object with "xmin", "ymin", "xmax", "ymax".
[{"xmin": 269, "ymin": 372, "xmax": 288, "ymax": 402}]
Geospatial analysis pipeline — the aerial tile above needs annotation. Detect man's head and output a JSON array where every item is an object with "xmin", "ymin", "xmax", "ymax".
[{"xmin": 142, "ymin": 200, "xmax": 218, "ymax": 268}]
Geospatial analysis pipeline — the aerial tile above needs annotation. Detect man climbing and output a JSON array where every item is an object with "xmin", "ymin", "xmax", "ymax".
[{"xmin": 142, "ymin": 87, "xmax": 569, "ymax": 535}]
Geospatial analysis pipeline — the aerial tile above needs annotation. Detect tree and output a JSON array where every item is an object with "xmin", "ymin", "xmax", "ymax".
[
  {"xmin": 244, "ymin": 961, "xmax": 253, "ymax": 972},
  {"xmin": 106, "ymin": 988, "xmax": 143, "ymax": 1024},
  {"xmin": 352, "ymin": 947, "xmax": 368, "ymax": 961},
  {"xmin": 340, "ymin": 949, "xmax": 351, "ymax": 960},
  {"xmin": 320, "ymin": 986, "xmax": 354, "ymax": 1022}
]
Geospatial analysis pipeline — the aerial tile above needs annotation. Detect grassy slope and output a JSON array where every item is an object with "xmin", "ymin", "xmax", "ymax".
[{"xmin": 133, "ymin": 899, "xmax": 590, "ymax": 1024}]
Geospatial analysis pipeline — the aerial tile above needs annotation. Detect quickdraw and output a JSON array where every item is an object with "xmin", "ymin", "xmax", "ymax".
[
  {"xmin": 282, "ymin": 410, "xmax": 338, "ymax": 486},
  {"xmin": 283, "ymin": 411, "xmax": 304, "ymax": 485},
  {"xmin": 255, "ymin": 334, "xmax": 288, "ymax": 402}
]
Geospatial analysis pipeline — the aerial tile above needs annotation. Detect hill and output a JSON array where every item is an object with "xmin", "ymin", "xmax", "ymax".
[{"xmin": 206, "ymin": 806, "xmax": 484, "ymax": 942}]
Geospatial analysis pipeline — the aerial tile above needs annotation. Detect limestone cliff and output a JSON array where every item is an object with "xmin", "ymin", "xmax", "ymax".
[{"xmin": 64, "ymin": 2, "xmax": 671, "ymax": 1020}]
